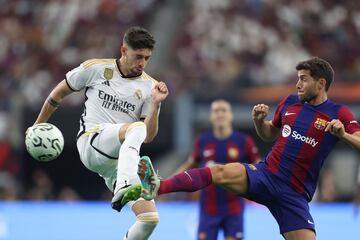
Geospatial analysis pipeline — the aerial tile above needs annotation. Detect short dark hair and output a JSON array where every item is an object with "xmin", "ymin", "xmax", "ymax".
[
  {"xmin": 123, "ymin": 26, "xmax": 155, "ymax": 50},
  {"xmin": 295, "ymin": 57, "xmax": 334, "ymax": 91}
]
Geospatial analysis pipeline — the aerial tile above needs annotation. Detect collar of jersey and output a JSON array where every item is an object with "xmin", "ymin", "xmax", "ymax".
[{"xmin": 116, "ymin": 59, "xmax": 142, "ymax": 79}]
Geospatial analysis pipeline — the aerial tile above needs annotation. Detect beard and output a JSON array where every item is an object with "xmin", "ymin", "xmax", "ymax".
[{"xmin": 298, "ymin": 91, "xmax": 317, "ymax": 103}]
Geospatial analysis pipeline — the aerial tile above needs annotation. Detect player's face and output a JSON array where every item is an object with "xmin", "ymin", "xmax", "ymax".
[
  {"xmin": 210, "ymin": 101, "xmax": 233, "ymax": 129},
  {"xmin": 123, "ymin": 47, "xmax": 152, "ymax": 76},
  {"xmin": 296, "ymin": 70, "xmax": 322, "ymax": 102}
]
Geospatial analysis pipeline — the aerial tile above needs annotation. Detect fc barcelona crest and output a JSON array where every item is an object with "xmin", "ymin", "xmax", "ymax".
[
  {"xmin": 314, "ymin": 118, "xmax": 327, "ymax": 130},
  {"xmin": 228, "ymin": 147, "xmax": 239, "ymax": 159},
  {"xmin": 104, "ymin": 68, "xmax": 114, "ymax": 80}
]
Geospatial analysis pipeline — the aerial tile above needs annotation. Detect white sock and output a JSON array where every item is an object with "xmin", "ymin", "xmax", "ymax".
[
  {"xmin": 115, "ymin": 122, "xmax": 147, "ymax": 193},
  {"xmin": 123, "ymin": 212, "xmax": 159, "ymax": 240}
]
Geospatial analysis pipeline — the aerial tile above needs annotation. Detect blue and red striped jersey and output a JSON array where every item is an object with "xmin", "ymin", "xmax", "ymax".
[
  {"xmin": 192, "ymin": 131, "xmax": 260, "ymax": 215},
  {"xmin": 266, "ymin": 94, "xmax": 360, "ymax": 201}
]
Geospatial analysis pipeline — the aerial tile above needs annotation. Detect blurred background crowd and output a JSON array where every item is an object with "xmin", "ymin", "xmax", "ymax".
[{"xmin": 0, "ymin": 0, "xmax": 360, "ymax": 203}]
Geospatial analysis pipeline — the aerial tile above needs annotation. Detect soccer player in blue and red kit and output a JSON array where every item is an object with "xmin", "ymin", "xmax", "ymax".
[
  {"xmin": 137, "ymin": 57, "xmax": 360, "ymax": 240},
  {"xmin": 174, "ymin": 99, "xmax": 260, "ymax": 240}
]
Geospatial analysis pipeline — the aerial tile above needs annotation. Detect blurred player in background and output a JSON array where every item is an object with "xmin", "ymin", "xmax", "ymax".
[
  {"xmin": 137, "ymin": 57, "xmax": 360, "ymax": 240},
  {"xmin": 29, "ymin": 26, "xmax": 168, "ymax": 240},
  {"xmin": 174, "ymin": 99, "xmax": 260, "ymax": 240}
]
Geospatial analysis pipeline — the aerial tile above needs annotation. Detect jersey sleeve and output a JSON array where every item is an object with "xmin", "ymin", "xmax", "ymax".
[
  {"xmin": 191, "ymin": 136, "xmax": 201, "ymax": 163},
  {"xmin": 245, "ymin": 135, "xmax": 260, "ymax": 163},
  {"xmin": 65, "ymin": 61, "xmax": 95, "ymax": 91},
  {"xmin": 271, "ymin": 96, "xmax": 288, "ymax": 128},
  {"xmin": 338, "ymin": 105, "xmax": 360, "ymax": 134}
]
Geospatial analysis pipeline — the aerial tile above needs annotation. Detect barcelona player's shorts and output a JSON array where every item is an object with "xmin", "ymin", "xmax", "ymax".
[
  {"xmin": 243, "ymin": 162, "xmax": 315, "ymax": 234},
  {"xmin": 198, "ymin": 212, "xmax": 243, "ymax": 239}
]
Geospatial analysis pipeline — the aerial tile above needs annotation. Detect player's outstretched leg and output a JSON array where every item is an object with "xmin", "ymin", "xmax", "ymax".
[
  {"xmin": 112, "ymin": 122, "xmax": 147, "ymax": 211},
  {"xmin": 137, "ymin": 156, "xmax": 213, "ymax": 200},
  {"xmin": 111, "ymin": 184, "xmax": 142, "ymax": 212}
]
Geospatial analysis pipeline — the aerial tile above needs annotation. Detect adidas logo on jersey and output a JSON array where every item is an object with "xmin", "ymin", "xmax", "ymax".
[
  {"xmin": 102, "ymin": 80, "xmax": 110, "ymax": 86},
  {"xmin": 282, "ymin": 124, "xmax": 318, "ymax": 147}
]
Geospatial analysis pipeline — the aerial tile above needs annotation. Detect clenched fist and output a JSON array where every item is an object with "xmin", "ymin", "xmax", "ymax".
[
  {"xmin": 325, "ymin": 119, "xmax": 345, "ymax": 138},
  {"xmin": 252, "ymin": 104, "xmax": 269, "ymax": 122},
  {"xmin": 152, "ymin": 81, "xmax": 169, "ymax": 104}
]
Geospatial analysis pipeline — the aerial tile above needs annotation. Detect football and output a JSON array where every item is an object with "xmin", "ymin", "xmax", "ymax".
[{"xmin": 25, "ymin": 123, "xmax": 64, "ymax": 161}]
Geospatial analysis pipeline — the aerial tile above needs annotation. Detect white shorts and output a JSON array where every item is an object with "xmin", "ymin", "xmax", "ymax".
[
  {"xmin": 77, "ymin": 123, "xmax": 124, "ymax": 191},
  {"xmin": 76, "ymin": 123, "xmax": 149, "ymax": 208}
]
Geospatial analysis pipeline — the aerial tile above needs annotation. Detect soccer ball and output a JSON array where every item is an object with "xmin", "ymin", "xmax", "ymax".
[{"xmin": 25, "ymin": 123, "xmax": 64, "ymax": 161}]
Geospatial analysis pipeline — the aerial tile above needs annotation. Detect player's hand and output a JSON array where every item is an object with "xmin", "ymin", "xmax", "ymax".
[
  {"xmin": 252, "ymin": 104, "xmax": 269, "ymax": 122},
  {"xmin": 151, "ymin": 82, "xmax": 169, "ymax": 104},
  {"xmin": 325, "ymin": 119, "xmax": 345, "ymax": 138}
]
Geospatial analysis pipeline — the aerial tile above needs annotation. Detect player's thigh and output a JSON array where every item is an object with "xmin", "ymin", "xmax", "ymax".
[
  {"xmin": 268, "ymin": 187, "xmax": 315, "ymax": 237},
  {"xmin": 283, "ymin": 229, "xmax": 316, "ymax": 240},
  {"xmin": 131, "ymin": 199, "xmax": 157, "ymax": 215},
  {"xmin": 77, "ymin": 123, "xmax": 127, "ymax": 189},
  {"xmin": 82, "ymin": 123, "xmax": 125, "ymax": 159},
  {"xmin": 210, "ymin": 163, "xmax": 248, "ymax": 194},
  {"xmin": 198, "ymin": 214, "xmax": 221, "ymax": 240}
]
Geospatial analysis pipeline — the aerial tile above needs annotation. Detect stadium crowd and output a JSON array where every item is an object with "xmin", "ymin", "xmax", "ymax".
[{"xmin": 173, "ymin": 0, "xmax": 360, "ymax": 95}]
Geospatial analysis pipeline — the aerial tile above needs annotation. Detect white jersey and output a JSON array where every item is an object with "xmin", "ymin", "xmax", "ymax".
[{"xmin": 65, "ymin": 59, "xmax": 158, "ymax": 137}]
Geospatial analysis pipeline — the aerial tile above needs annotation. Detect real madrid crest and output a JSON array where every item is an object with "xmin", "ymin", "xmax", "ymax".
[
  {"xmin": 135, "ymin": 89, "xmax": 143, "ymax": 100},
  {"xmin": 314, "ymin": 118, "xmax": 327, "ymax": 130},
  {"xmin": 104, "ymin": 68, "xmax": 114, "ymax": 80}
]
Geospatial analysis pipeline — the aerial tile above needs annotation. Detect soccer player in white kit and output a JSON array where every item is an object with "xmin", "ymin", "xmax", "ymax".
[{"xmin": 30, "ymin": 26, "xmax": 168, "ymax": 240}]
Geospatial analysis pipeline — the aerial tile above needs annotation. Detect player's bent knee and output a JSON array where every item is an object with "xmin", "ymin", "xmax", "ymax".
[
  {"xmin": 126, "ymin": 122, "xmax": 147, "ymax": 135},
  {"xmin": 209, "ymin": 164, "xmax": 226, "ymax": 184},
  {"xmin": 120, "ymin": 121, "xmax": 147, "ymax": 142},
  {"xmin": 210, "ymin": 163, "xmax": 246, "ymax": 183},
  {"xmin": 210, "ymin": 163, "xmax": 248, "ymax": 193}
]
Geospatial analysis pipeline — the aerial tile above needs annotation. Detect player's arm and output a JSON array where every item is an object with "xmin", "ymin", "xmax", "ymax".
[
  {"xmin": 33, "ymin": 80, "xmax": 74, "ymax": 125},
  {"xmin": 340, "ymin": 131, "xmax": 360, "ymax": 151},
  {"xmin": 143, "ymin": 82, "xmax": 168, "ymax": 143},
  {"xmin": 326, "ymin": 106, "xmax": 360, "ymax": 151},
  {"xmin": 143, "ymin": 103, "xmax": 160, "ymax": 143},
  {"xmin": 325, "ymin": 119, "xmax": 360, "ymax": 151},
  {"xmin": 252, "ymin": 104, "xmax": 280, "ymax": 142}
]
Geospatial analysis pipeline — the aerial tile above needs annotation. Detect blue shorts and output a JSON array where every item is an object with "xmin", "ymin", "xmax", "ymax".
[
  {"xmin": 198, "ymin": 213, "xmax": 243, "ymax": 240},
  {"xmin": 243, "ymin": 162, "xmax": 315, "ymax": 234}
]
